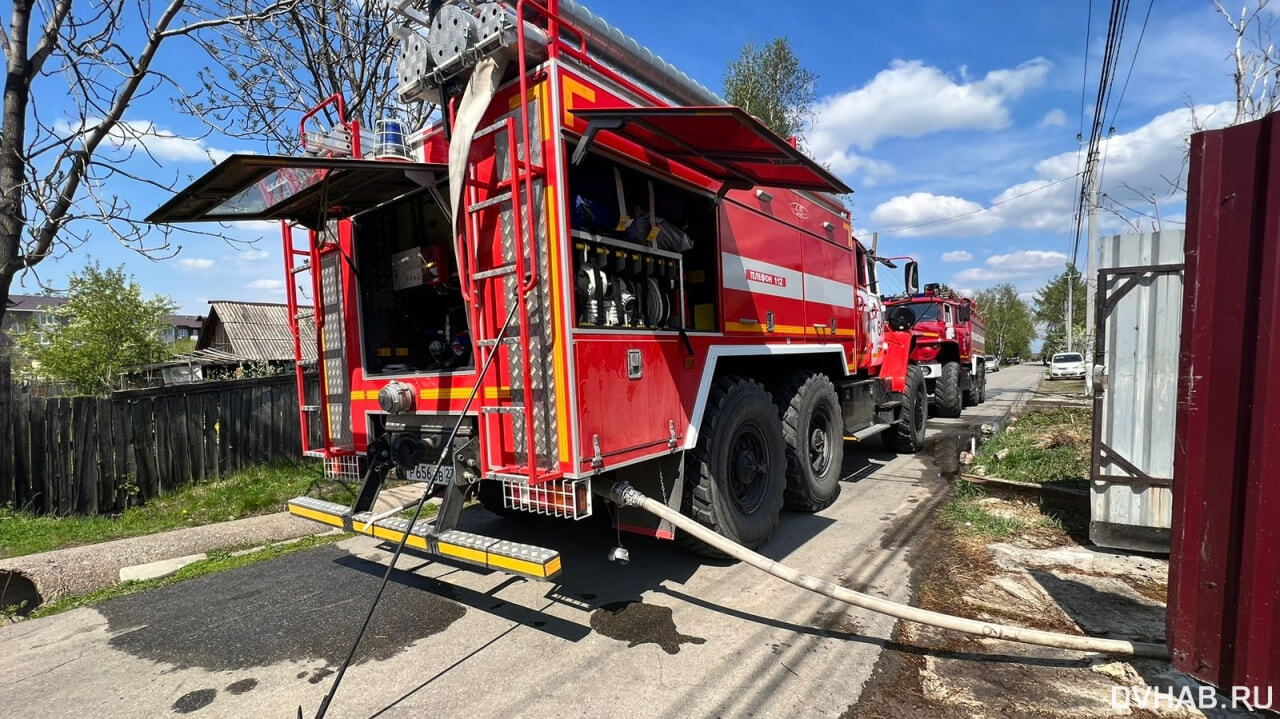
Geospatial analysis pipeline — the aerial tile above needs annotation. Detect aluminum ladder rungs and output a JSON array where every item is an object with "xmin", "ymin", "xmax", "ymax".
[
  {"xmin": 290, "ymin": 261, "xmax": 311, "ymax": 275},
  {"xmin": 467, "ymin": 191, "xmax": 513, "ymax": 213},
  {"xmin": 473, "ymin": 264, "xmax": 517, "ymax": 280}
]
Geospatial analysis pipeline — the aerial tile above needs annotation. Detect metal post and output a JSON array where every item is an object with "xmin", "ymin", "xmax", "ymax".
[
  {"xmin": 1066, "ymin": 267, "xmax": 1073, "ymax": 353},
  {"xmin": 1084, "ymin": 148, "xmax": 1099, "ymax": 388}
]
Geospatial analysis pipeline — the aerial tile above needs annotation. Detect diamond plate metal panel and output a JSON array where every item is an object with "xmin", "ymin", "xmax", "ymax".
[{"xmin": 320, "ymin": 251, "xmax": 352, "ymax": 448}]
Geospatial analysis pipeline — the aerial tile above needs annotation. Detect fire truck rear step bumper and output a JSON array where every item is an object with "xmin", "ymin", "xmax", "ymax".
[{"xmin": 286, "ymin": 497, "xmax": 562, "ymax": 580}]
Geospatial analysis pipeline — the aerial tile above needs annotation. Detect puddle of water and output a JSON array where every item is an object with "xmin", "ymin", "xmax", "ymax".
[
  {"xmin": 589, "ymin": 600, "xmax": 706, "ymax": 655},
  {"xmin": 225, "ymin": 678, "xmax": 257, "ymax": 695}
]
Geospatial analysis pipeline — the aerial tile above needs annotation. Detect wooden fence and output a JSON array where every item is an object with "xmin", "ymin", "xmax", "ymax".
[{"xmin": 0, "ymin": 369, "xmax": 319, "ymax": 516}]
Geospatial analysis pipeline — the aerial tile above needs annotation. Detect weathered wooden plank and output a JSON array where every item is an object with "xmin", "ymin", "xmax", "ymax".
[
  {"xmin": 114, "ymin": 398, "xmax": 135, "ymax": 510},
  {"xmin": 131, "ymin": 398, "xmax": 156, "ymax": 502},
  {"xmin": 203, "ymin": 393, "xmax": 219, "ymax": 480},
  {"xmin": 72, "ymin": 397, "xmax": 97, "ymax": 515},
  {"xmin": 168, "ymin": 393, "xmax": 190, "ymax": 488},
  {"xmin": 56, "ymin": 397, "xmax": 73, "ymax": 515},
  {"xmin": 12, "ymin": 393, "xmax": 30, "ymax": 511},
  {"xmin": 97, "ymin": 398, "xmax": 113, "ymax": 512},
  {"xmin": 187, "ymin": 392, "xmax": 205, "ymax": 485},
  {"xmin": 0, "ymin": 356, "xmax": 12, "ymax": 507},
  {"xmin": 29, "ymin": 397, "xmax": 48, "ymax": 513}
]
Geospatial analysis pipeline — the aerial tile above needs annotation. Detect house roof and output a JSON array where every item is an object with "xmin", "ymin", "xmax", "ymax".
[
  {"xmin": 196, "ymin": 300, "xmax": 315, "ymax": 362},
  {"xmin": 166, "ymin": 313, "xmax": 205, "ymax": 330},
  {"xmin": 6, "ymin": 294, "xmax": 67, "ymax": 312}
]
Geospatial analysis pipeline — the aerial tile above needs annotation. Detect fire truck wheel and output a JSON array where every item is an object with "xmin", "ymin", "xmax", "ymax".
[
  {"xmin": 773, "ymin": 371, "xmax": 842, "ymax": 512},
  {"xmin": 963, "ymin": 364, "xmax": 984, "ymax": 407},
  {"xmin": 679, "ymin": 376, "xmax": 786, "ymax": 556},
  {"xmin": 934, "ymin": 361, "xmax": 963, "ymax": 418},
  {"xmin": 884, "ymin": 365, "xmax": 927, "ymax": 453},
  {"xmin": 977, "ymin": 366, "xmax": 988, "ymax": 403}
]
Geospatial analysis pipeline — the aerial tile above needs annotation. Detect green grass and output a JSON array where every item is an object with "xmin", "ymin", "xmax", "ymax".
[
  {"xmin": 971, "ymin": 407, "xmax": 1091, "ymax": 486},
  {"xmin": 0, "ymin": 462, "xmax": 354, "ymax": 559},
  {"xmin": 24, "ymin": 533, "xmax": 348, "ymax": 619},
  {"xmin": 942, "ymin": 480, "xmax": 1063, "ymax": 539}
]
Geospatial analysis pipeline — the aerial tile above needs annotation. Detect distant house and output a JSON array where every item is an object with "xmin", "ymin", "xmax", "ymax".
[
  {"xmin": 164, "ymin": 314, "xmax": 203, "ymax": 344},
  {"xmin": 3, "ymin": 294, "xmax": 203, "ymax": 345},
  {"xmin": 2, "ymin": 294, "xmax": 65, "ymax": 334}
]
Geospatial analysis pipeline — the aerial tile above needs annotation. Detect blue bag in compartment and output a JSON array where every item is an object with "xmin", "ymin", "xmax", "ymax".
[{"xmin": 573, "ymin": 194, "xmax": 618, "ymax": 233}]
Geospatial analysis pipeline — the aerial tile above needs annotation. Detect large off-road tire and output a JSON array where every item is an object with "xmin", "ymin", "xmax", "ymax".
[
  {"xmin": 883, "ymin": 365, "xmax": 928, "ymax": 454},
  {"xmin": 934, "ymin": 361, "xmax": 963, "ymax": 418},
  {"xmin": 963, "ymin": 363, "xmax": 984, "ymax": 407},
  {"xmin": 773, "ymin": 371, "xmax": 843, "ymax": 513},
  {"xmin": 679, "ymin": 376, "xmax": 787, "ymax": 556}
]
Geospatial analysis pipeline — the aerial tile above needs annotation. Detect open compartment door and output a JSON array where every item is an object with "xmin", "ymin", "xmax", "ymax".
[
  {"xmin": 570, "ymin": 106, "xmax": 851, "ymax": 195},
  {"xmin": 147, "ymin": 154, "xmax": 446, "ymax": 229}
]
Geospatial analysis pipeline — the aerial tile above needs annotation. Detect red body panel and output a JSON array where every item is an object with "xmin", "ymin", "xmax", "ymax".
[{"xmin": 1170, "ymin": 113, "xmax": 1280, "ymax": 696}]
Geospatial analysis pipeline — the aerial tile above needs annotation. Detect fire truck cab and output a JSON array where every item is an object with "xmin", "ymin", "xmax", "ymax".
[
  {"xmin": 885, "ymin": 284, "xmax": 986, "ymax": 417},
  {"xmin": 147, "ymin": 0, "xmax": 928, "ymax": 580}
]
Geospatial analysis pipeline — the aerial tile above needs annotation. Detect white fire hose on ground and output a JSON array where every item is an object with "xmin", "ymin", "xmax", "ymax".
[{"xmin": 605, "ymin": 482, "xmax": 1170, "ymax": 659}]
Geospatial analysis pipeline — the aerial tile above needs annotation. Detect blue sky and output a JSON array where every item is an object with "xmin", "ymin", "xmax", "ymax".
[{"xmin": 17, "ymin": 0, "xmax": 1247, "ymax": 311}]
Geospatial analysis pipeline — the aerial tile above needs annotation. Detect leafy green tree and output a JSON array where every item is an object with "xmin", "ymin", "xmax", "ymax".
[
  {"xmin": 974, "ymin": 283, "xmax": 1035, "ymax": 358},
  {"xmin": 1034, "ymin": 268, "xmax": 1087, "ymax": 358},
  {"xmin": 14, "ymin": 263, "xmax": 175, "ymax": 394},
  {"xmin": 723, "ymin": 37, "xmax": 817, "ymax": 141}
]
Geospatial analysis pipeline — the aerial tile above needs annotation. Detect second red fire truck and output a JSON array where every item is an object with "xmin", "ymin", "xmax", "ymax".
[
  {"xmin": 149, "ymin": 0, "xmax": 931, "ymax": 578},
  {"xmin": 886, "ymin": 284, "xmax": 987, "ymax": 417}
]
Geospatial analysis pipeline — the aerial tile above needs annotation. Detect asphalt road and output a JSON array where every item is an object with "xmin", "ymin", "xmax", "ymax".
[{"xmin": 0, "ymin": 365, "xmax": 1043, "ymax": 719}]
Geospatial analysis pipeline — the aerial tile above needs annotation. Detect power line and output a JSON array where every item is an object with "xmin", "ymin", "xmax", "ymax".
[
  {"xmin": 873, "ymin": 174, "xmax": 1080, "ymax": 236},
  {"xmin": 1096, "ymin": 0, "xmax": 1155, "ymax": 195}
]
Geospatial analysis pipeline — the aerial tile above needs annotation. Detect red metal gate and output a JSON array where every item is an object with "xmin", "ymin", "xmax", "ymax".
[{"xmin": 1171, "ymin": 112, "xmax": 1280, "ymax": 696}]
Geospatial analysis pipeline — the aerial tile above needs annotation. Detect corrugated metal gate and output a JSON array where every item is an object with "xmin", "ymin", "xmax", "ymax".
[
  {"xmin": 1169, "ymin": 112, "xmax": 1279, "ymax": 696},
  {"xmin": 1090, "ymin": 231, "xmax": 1184, "ymax": 552}
]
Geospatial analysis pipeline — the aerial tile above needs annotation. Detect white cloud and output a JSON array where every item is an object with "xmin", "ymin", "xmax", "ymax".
[
  {"xmin": 1038, "ymin": 108, "xmax": 1068, "ymax": 128},
  {"xmin": 986, "ymin": 249, "xmax": 1068, "ymax": 271},
  {"xmin": 55, "ymin": 118, "xmax": 232, "ymax": 164},
  {"xmin": 870, "ymin": 102, "xmax": 1235, "ymax": 238},
  {"xmin": 809, "ymin": 57, "xmax": 1051, "ymax": 166},
  {"xmin": 177, "ymin": 258, "xmax": 215, "ymax": 270},
  {"xmin": 248, "ymin": 278, "xmax": 285, "ymax": 291},
  {"xmin": 941, "ymin": 250, "xmax": 973, "ymax": 263},
  {"xmin": 869, "ymin": 192, "xmax": 1002, "ymax": 236},
  {"xmin": 952, "ymin": 249, "xmax": 1068, "ymax": 284},
  {"xmin": 233, "ymin": 249, "xmax": 270, "ymax": 263}
]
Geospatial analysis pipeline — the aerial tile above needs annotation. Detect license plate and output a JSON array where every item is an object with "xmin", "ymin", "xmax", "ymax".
[{"xmin": 405, "ymin": 463, "xmax": 453, "ymax": 485}]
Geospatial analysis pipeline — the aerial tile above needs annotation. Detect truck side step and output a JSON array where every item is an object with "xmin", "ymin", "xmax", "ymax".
[
  {"xmin": 844, "ymin": 422, "xmax": 892, "ymax": 442},
  {"xmin": 287, "ymin": 496, "xmax": 562, "ymax": 580}
]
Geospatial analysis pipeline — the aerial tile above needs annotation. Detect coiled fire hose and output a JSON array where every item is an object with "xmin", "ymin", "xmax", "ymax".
[{"xmin": 606, "ymin": 481, "xmax": 1170, "ymax": 659}]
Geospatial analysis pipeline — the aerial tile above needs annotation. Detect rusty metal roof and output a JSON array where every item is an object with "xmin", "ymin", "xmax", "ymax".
[{"xmin": 196, "ymin": 300, "xmax": 314, "ymax": 362}]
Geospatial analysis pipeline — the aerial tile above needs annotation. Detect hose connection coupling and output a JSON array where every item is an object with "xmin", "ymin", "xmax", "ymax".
[{"xmin": 607, "ymin": 481, "xmax": 645, "ymax": 507}]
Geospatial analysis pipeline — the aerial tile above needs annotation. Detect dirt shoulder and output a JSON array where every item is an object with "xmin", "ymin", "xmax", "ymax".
[{"xmin": 846, "ymin": 378, "xmax": 1259, "ymax": 719}]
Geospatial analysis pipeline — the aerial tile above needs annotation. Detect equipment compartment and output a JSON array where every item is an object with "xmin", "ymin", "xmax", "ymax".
[
  {"xmin": 566, "ymin": 150, "xmax": 718, "ymax": 331},
  {"xmin": 353, "ymin": 189, "xmax": 474, "ymax": 375}
]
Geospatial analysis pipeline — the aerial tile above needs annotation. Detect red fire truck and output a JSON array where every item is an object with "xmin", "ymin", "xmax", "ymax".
[
  {"xmin": 148, "ymin": 0, "xmax": 927, "ymax": 580},
  {"xmin": 885, "ymin": 284, "xmax": 986, "ymax": 417}
]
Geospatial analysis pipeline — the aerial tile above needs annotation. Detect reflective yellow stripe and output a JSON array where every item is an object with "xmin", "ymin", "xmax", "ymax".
[
  {"xmin": 288, "ymin": 504, "xmax": 345, "ymax": 528},
  {"xmin": 724, "ymin": 321, "xmax": 807, "ymax": 334}
]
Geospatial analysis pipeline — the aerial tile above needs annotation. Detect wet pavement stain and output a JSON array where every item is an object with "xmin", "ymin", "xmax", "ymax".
[
  {"xmin": 589, "ymin": 600, "xmax": 706, "ymax": 655},
  {"xmin": 172, "ymin": 688, "xmax": 216, "ymax": 714},
  {"xmin": 225, "ymin": 678, "xmax": 257, "ymax": 695},
  {"xmin": 307, "ymin": 667, "xmax": 334, "ymax": 685},
  {"xmin": 100, "ymin": 545, "xmax": 465, "ymax": 672}
]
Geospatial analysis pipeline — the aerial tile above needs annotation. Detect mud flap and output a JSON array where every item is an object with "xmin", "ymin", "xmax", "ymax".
[{"xmin": 612, "ymin": 454, "xmax": 683, "ymax": 540}]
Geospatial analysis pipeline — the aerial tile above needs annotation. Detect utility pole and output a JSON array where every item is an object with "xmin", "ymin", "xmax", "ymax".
[
  {"xmin": 1065, "ymin": 272, "xmax": 1073, "ymax": 353},
  {"xmin": 1083, "ymin": 145, "xmax": 1100, "ymax": 374}
]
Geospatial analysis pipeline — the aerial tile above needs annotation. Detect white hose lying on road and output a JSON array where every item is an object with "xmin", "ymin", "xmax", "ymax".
[{"xmin": 606, "ymin": 482, "xmax": 1170, "ymax": 659}]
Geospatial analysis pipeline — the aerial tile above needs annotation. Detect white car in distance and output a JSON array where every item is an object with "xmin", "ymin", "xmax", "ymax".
[{"xmin": 1048, "ymin": 352, "xmax": 1087, "ymax": 380}]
